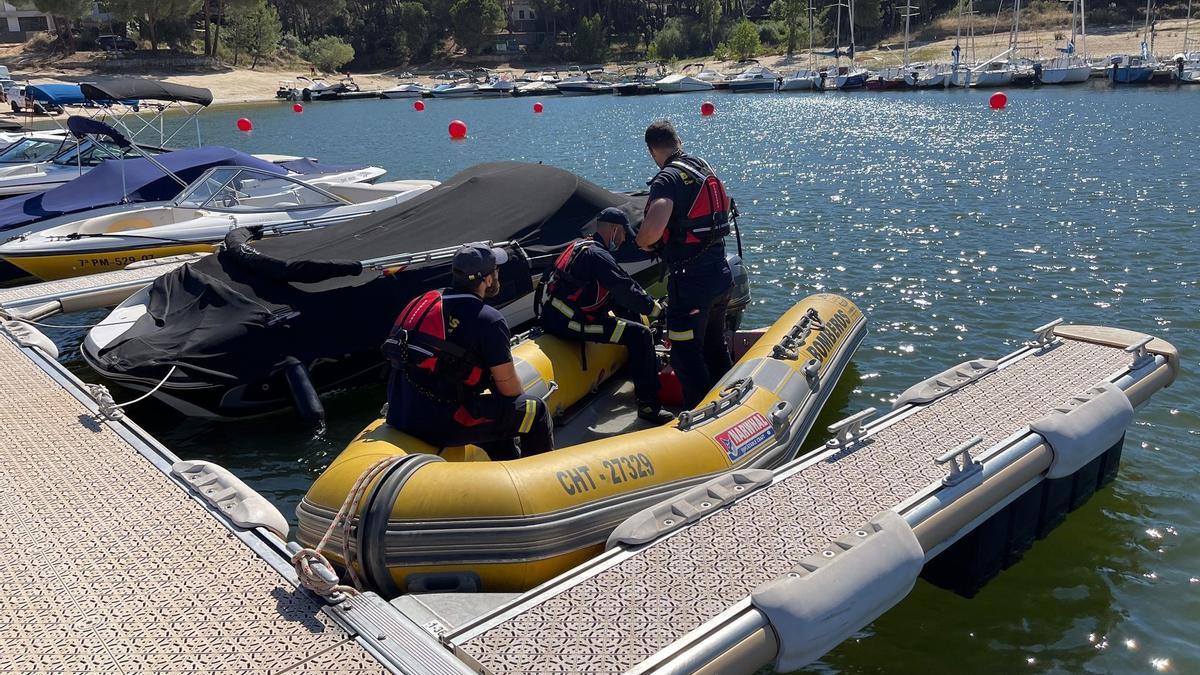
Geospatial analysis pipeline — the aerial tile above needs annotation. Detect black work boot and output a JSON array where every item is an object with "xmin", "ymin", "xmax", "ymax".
[{"xmin": 637, "ymin": 403, "xmax": 675, "ymax": 425}]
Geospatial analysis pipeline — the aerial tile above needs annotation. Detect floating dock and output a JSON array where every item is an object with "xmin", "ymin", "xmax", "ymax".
[{"xmin": 0, "ymin": 260, "xmax": 1180, "ymax": 674}]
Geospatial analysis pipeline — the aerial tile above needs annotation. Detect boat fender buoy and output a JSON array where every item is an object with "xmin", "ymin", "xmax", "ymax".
[
  {"xmin": 293, "ymin": 103, "xmax": 303, "ymax": 113},
  {"xmin": 533, "ymin": 101, "xmax": 544, "ymax": 113},
  {"xmin": 700, "ymin": 101, "xmax": 716, "ymax": 116},
  {"xmin": 414, "ymin": 100, "xmax": 425, "ymax": 111},
  {"xmin": 989, "ymin": 91, "xmax": 1008, "ymax": 109},
  {"xmin": 281, "ymin": 356, "xmax": 325, "ymax": 426},
  {"xmin": 236, "ymin": 117, "xmax": 253, "ymax": 132},
  {"xmin": 448, "ymin": 119, "xmax": 467, "ymax": 139}
]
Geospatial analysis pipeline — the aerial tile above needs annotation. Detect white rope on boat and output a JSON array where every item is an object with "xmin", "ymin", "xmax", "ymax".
[
  {"xmin": 85, "ymin": 365, "xmax": 177, "ymax": 420},
  {"xmin": 290, "ymin": 454, "xmax": 409, "ymax": 598}
]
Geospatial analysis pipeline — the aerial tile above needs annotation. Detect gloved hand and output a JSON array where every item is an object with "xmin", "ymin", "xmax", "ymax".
[{"xmin": 649, "ymin": 300, "xmax": 664, "ymax": 320}]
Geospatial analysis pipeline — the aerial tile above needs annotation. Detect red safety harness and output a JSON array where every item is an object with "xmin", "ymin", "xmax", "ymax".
[{"xmin": 382, "ymin": 290, "xmax": 486, "ymax": 400}]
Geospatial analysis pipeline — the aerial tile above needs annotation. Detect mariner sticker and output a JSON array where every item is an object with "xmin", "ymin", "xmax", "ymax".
[{"xmin": 714, "ymin": 412, "xmax": 775, "ymax": 462}]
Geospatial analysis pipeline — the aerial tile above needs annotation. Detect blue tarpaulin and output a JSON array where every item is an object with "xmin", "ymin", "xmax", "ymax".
[
  {"xmin": 0, "ymin": 146, "xmax": 284, "ymax": 231},
  {"xmin": 26, "ymin": 84, "xmax": 87, "ymax": 105}
]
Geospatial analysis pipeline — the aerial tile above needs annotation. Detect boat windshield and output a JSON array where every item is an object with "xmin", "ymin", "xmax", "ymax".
[
  {"xmin": 50, "ymin": 139, "xmax": 144, "ymax": 167},
  {"xmin": 0, "ymin": 137, "xmax": 66, "ymax": 164},
  {"xmin": 175, "ymin": 166, "xmax": 345, "ymax": 211}
]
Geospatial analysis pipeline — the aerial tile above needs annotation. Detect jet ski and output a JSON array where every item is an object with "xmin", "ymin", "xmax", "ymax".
[{"xmin": 82, "ymin": 162, "xmax": 705, "ymax": 422}]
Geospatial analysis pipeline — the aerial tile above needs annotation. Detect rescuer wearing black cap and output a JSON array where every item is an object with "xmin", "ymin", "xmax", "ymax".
[
  {"xmin": 382, "ymin": 242, "xmax": 553, "ymax": 460},
  {"xmin": 538, "ymin": 207, "xmax": 674, "ymax": 425},
  {"xmin": 636, "ymin": 119, "xmax": 735, "ymax": 408}
]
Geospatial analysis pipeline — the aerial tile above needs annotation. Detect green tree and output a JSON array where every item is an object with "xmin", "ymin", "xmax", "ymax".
[
  {"xmin": 853, "ymin": 0, "xmax": 881, "ymax": 41},
  {"xmin": 398, "ymin": 2, "xmax": 431, "ymax": 60},
  {"xmin": 698, "ymin": 0, "xmax": 722, "ymax": 50},
  {"xmin": 572, "ymin": 13, "xmax": 607, "ymax": 62},
  {"xmin": 226, "ymin": 0, "xmax": 281, "ymax": 68},
  {"xmin": 769, "ymin": 0, "xmax": 807, "ymax": 55},
  {"xmin": 302, "ymin": 35, "xmax": 355, "ymax": 72},
  {"xmin": 721, "ymin": 19, "xmax": 760, "ymax": 60},
  {"xmin": 449, "ymin": 0, "xmax": 505, "ymax": 54},
  {"xmin": 109, "ymin": 0, "xmax": 201, "ymax": 51},
  {"xmin": 32, "ymin": 0, "xmax": 91, "ymax": 51},
  {"xmin": 648, "ymin": 17, "xmax": 686, "ymax": 60}
]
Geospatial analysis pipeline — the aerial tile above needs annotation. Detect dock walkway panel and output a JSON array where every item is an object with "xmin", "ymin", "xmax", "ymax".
[
  {"xmin": 453, "ymin": 338, "xmax": 1132, "ymax": 673},
  {"xmin": 0, "ymin": 334, "xmax": 386, "ymax": 673}
]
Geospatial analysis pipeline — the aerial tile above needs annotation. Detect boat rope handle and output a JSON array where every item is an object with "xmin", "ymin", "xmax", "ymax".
[
  {"xmin": 290, "ymin": 454, "xmax": 409, "ymax": 599},
  {"xmin": 85, "ymin": 365, "xmax": 177, "ymax": 421}
]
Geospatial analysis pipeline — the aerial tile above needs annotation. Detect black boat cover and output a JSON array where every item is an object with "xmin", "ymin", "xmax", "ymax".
[
  {"xmin": 94, "ymin": 162, "xmax": 649, "ymax": 398},
  {"xmin": 81, "ymin": 80, "xmax": 214, "ymax": 106}
]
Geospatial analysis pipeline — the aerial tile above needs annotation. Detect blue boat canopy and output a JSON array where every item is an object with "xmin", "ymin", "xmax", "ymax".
[
  {"xmin": 26, "ymin": 84, "xmax": 87, "ymax": 105},
  {"xmin": 0, "ymin": 146, "xmax": 284, "ymax": 231},
  {"xmin": 277, "ymin": 157, "xmax": 369, "ymax": 175}
]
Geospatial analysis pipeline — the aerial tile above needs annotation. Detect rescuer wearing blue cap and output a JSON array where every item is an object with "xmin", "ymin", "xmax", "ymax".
[
  {"xmin": 382, "ymin": 242, "xmax": 553, "ymax": 459},
  {"xmin": 538, "ymin": 207, "xmax": 674, "ymax": 425},
  {"xmin": 636, "ymin": 120, "xmax": 735, "ymax": 408}
]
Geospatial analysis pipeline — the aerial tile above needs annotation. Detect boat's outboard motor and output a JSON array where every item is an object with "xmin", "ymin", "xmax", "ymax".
[{"xmin": 725, "ymin": 253, "xmax": 751, "ymax": 332}]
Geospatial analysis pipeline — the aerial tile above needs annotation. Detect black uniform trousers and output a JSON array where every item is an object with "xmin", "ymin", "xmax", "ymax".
[
  {"xmin": 666, "ymin": 259, "xmax": 734, "ymax": 408},
  {"xmin": 541, "ymin": 298, "xmax": 661, "ymax": 405}
]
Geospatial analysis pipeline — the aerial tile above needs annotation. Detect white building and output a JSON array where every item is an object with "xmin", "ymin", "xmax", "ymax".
[{"xmin": 0, "ymin": 1, "xmax": 57, "ymax": 42}]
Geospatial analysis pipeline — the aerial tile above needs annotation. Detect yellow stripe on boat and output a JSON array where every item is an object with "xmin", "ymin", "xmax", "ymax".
[
  {"xmin": 297, "ymin": 293, "xmax": 866, "ymax": 595},
  {"xmin": 2, "ymin": 243, "xmax": 216, "ymax": 281}
]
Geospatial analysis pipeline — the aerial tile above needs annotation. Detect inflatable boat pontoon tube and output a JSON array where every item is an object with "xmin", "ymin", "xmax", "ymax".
[{"xmin": 297, "ymin": 293, "xmax": 866, "ymax": 594}]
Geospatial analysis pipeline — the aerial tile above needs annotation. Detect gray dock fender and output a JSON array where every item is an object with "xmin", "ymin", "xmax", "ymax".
[
  {"xmin": 750, "ymin": 510, "xmax": 924, "ymax": 672},
  {"xmin": 1030, "ymin": 383, "xmax": 1134, "ymax": 480},
  {"xmin": 605, "ymin": 469, "xmax": 774, "ymax": 549},
  {"xmin": 892, "ymin": 359, "xmax": 997, "ymax": 409},
  {"xmin": 1, "ymin": 320, "xmax": 59, "ymax": 359}
]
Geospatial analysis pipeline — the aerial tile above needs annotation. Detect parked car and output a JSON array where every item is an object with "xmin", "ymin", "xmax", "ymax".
[
  {"xmin": 6, "ymin": 85, "xmax": 63, "ymax": 114},
  {"xmin": 97, "ymin": 34, "xmax": 137, "ymax": 51}
]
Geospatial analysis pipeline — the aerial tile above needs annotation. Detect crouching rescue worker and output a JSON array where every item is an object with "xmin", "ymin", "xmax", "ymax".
[
  {"xmin": 383, "ymin": 242, "xmax": 553, "ymax": 460},
  {"xmin": 636, "ymin": 119, "xmax": 735, "ymax": 408},
  {"xmin": 539, "ymin": 207, "xmax": 674, "ymax": 425}
]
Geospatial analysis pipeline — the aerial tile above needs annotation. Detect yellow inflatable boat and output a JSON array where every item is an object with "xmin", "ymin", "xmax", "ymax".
[{"xmin": 297, "ymin": 293, "xmax": 866, "ymax": 595}]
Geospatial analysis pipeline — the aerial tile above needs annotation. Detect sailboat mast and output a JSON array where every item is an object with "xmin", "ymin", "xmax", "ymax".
[
  {"xmin": 848, "ymin": 0, "xmax": 857, "ymax": 67},
  {"xmin": 1080, "ymin": 0, "xmax": 1088, "ymax": 59},
  {"xmin": 904, "ymin": 2, "xmax": 912, "ymax": 66},
  {"xmin": 1013, "ymin": 0, "xmax": 1021, "ymax": 51},
  {"xmin": 1186, "ymin": 0, "xmax": 1193, "ymax": 54},
  {"xmin": 835, "ymin": 0, "xmax": 843, "ymax": 70},
  {"xmin": 809, "ymin": 0, "xmax": 815, "ymax": 72}
]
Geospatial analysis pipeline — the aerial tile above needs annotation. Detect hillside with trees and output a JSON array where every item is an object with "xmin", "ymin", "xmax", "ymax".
[{"xmin": 27, "ymin": 0, "xmax": 1192, "ymax": 71}]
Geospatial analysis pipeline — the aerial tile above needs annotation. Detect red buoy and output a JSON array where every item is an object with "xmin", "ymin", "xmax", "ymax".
[
  {"xmin": 700, "ymin": 101, "xmax": 715, "ymax": 116},
  {"xmin": 236, "ymin": 117, "xmax": 253, "ymax": 132},
  {"xmin": 292, "ymin": 103, "xmax": 303, "ymax": 113},
  {"xmin": 414, "ymin": 100, "xmax": 425, "ymax": 111},
  {"xmin": 448, "ymin": 119, "xmax": 468, "ymax": 139},
  {"xmin": 989, "ymin": 91, "xmax": 1008, "ymax": 109},
  {"xmin": 533, "ymin": 101, "xmax": 544, "ymax": 113}
]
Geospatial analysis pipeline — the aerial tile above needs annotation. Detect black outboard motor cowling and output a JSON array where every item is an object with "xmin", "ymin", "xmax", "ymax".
[{"xmin": 725, "ymin": 253, "xmax": 752, "ymax": 332}]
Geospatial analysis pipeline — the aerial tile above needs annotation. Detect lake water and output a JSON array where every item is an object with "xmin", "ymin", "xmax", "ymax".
[{"xmin": 42, "ymin": 82, "xmax": 1198, "ymax": 673}]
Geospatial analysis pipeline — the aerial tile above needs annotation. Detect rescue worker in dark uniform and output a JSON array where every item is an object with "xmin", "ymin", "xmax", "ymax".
[
  {"xmin": 383, "ymin": 243, "xmax": 553, "ymax": 460},
  {"xmin": 635, "ymin": 119, "xmax": 734, "ymax": 408},
  {"xmin": 539, "ymin": 207, "xmax": 674, "ymax": 425}
]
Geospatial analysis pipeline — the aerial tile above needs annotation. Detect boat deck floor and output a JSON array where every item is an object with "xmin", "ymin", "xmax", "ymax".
[
  {"xmin": 450, "ymin": 336, "xmax": 1134, "ymax": 673},
  {"xmin": 0, "ymin": 334, "xmax": 387, "ymax": 673}
]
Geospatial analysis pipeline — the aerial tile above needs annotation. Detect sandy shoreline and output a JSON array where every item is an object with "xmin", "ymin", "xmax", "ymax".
[{"xmin": 0, "ymin": 18, "xmax": 1191, "ymax": 109}]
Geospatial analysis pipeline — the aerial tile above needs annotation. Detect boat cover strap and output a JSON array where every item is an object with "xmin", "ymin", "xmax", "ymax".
[{"xmin": 1030, "ymin": 382, "xmax": 1134, "ymax": 479}]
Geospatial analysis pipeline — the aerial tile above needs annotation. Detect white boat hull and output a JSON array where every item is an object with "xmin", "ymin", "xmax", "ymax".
[
  {"xmin": 1039, "ymin": 65, "xmax": 1091, "ymax": 84},
  {"xmin": 778, "ymin": 77, "xmax": 817, "ymax": 91},
  {"xmin": 656, "ymin": 78, "xmax": 715, "ymax": 93},
  {"xmin": 907, "ymin": 72, "xmax": 946, "ymax": 88},
  {"xmin": 380, "ymin": 90, "xmax": 424, "ymax": 99}
]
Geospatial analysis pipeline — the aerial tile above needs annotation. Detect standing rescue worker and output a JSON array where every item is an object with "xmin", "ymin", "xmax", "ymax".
[
  {"xmin": 635, "ymin": 119, "xmax": 735, "ymax": 409},
  {"xmin": 539, "ymin": 207, "xmax": 674, "ymax": 425},
  {"xmin": 383, "ymin": 243, "xmax": 553, "ymax": 460}
]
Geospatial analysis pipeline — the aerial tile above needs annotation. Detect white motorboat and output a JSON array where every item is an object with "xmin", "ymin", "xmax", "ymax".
[
  {"xmin": 727, "ymin": 66, "xmax": 781, "ymax": 92},
  {"xmin": 0, "ymin": 137, "xmax": 157, "ymax": 198},
  {"xmin": 429, "ymin": 83, "xmax": 480, "ymax": 98},
  {"xmin": 0, "ymin": 131, "xmax": 73, "ymax": 165},
  {"xmin": 477, "ymin": 78, "xmax": 517, "ymax": 96},
  {"xmin": 557, "ymin": 72, "xmax": 618, "ymax": 95},
  {"xmin": 380, "ymin": 83, "xmax": 428, "ymax": 98},
  {"xmin": 777, "ymin": 69, "xmax": 820, "ymax": 91},
  {"xmin": 512, "ymin": 80, "xmax": 561, "ymax": 96},
  {"xmin": 0, "ymin": 166, "xmax": 438, "ymax": 281},
  {"xmin": 656, "ymin": 64, "xmax": 716, "ymax": 92}
]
